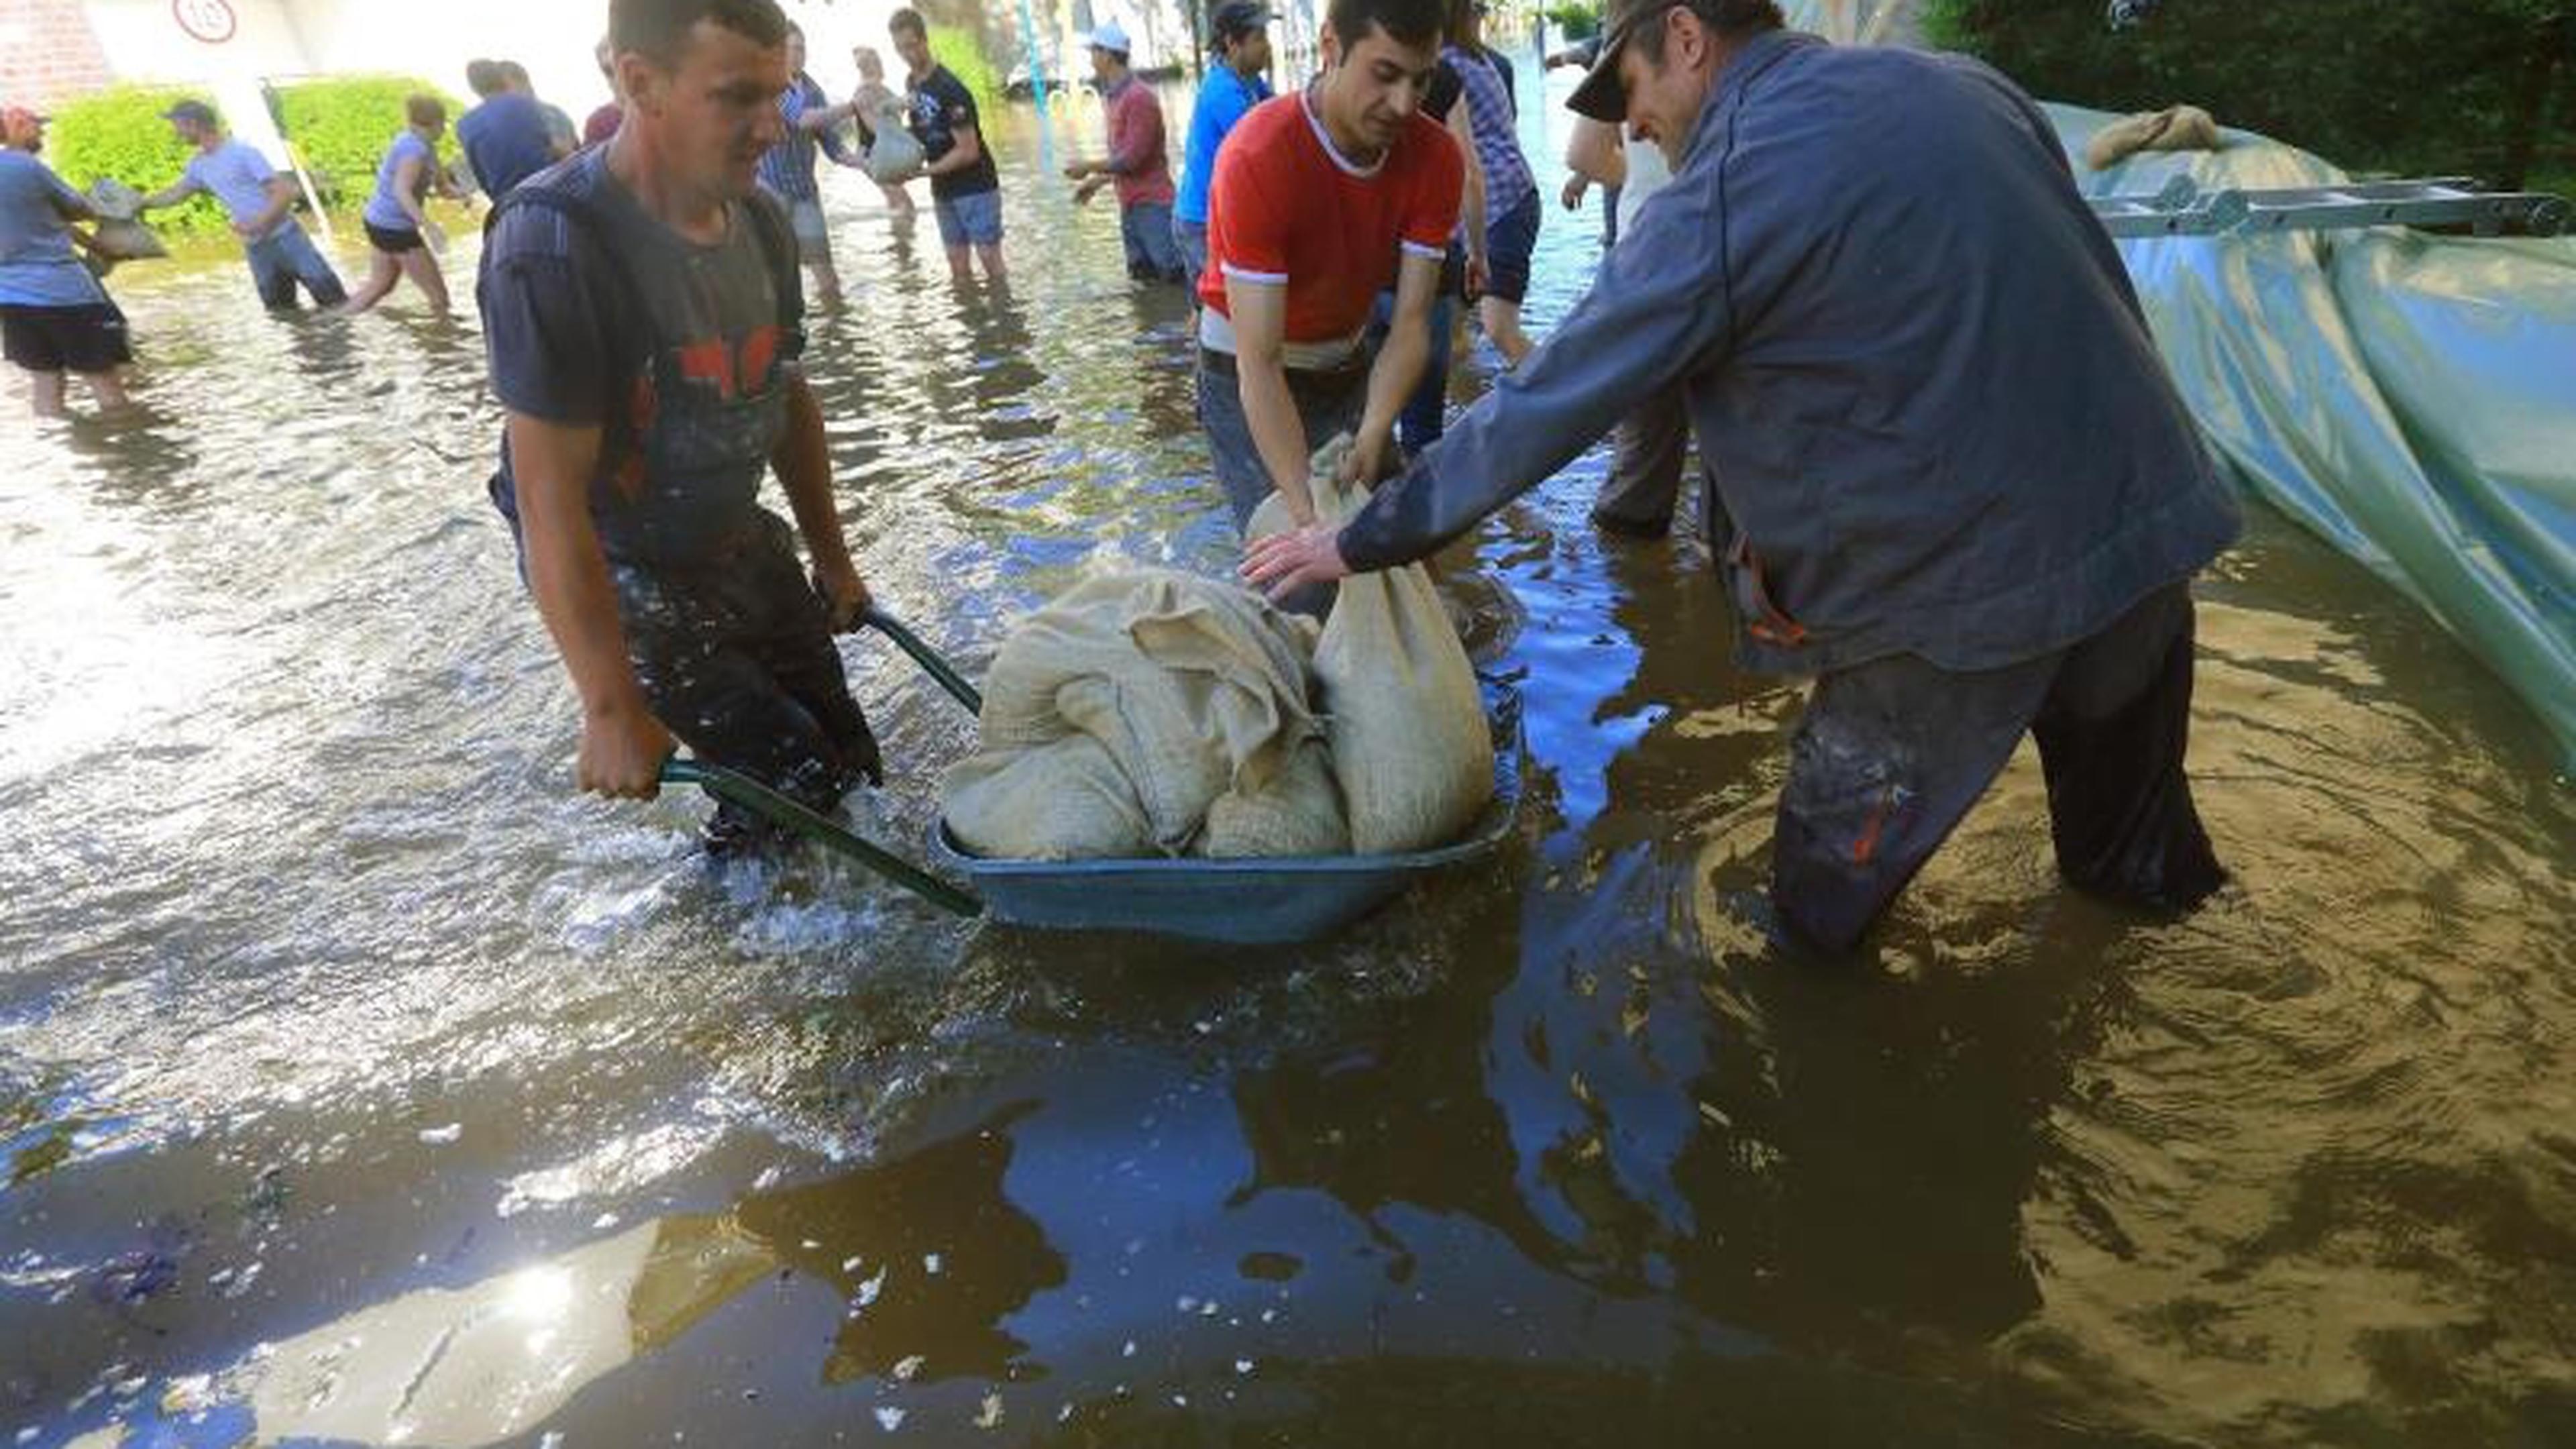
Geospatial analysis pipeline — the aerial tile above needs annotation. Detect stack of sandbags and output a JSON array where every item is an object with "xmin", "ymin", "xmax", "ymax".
[
  {"xmin": 1248, "ymin": 440, "xmax": 1493, "ymax": 855},
  {"xmin": 2084, "ymin": 105, "xmax": 2222, "ymax": 171},
  {"xmin": 941, "ymin": 570, "xmax": 1348, "ymax": 860}
]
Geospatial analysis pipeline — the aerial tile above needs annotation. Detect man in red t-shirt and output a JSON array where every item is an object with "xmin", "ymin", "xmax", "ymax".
[
  {"xmin": 1195, "ymin": 0, "xmax": 1460, "ymax": 555},
  {"xmin": 1063, "ymin": 22, "xmax": 1185, "ymax": 282}
]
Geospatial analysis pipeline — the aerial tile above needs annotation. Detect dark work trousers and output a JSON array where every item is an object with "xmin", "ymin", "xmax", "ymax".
[
  {"xmin": 1592, "ymin": 378, "xmax": 1695, "ymax": 535},
  {"xmin": 610, "ymin": 515, "xmax": 883, "ymax": 853},
  {"xmin": 1770, "ymin": 580, "xmax": 2225, "ymax": 951}
]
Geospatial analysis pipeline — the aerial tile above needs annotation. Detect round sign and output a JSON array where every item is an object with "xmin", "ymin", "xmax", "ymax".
[{"xmin": 172, "ymin": 0, "xmax": 237, "ymax": 44}]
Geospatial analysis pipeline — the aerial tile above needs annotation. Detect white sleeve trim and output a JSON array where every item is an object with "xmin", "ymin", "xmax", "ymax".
[
  {"xmin": 1219, "ymin": 262, "xmax": 1288, "ymax": 285},
  {"xmin": 1399, "ymin": 239, "xmax": 1448, "ymax": 260}
]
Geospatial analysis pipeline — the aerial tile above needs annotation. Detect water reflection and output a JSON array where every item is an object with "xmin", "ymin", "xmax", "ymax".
[{"xmin": 228, "ymin": 1109, "xmax": 1061, "ymax": 1446}]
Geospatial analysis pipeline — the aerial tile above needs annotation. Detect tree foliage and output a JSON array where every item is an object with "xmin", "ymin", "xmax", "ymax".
[{"xmin": 1921, "ymin": 0, "xmax": 2575, "ymax": 190}]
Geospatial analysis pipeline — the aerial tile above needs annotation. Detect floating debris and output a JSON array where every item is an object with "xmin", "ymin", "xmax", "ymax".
[{"xmin": 418, "ymin": 1124, "xmax": 462, "ymax": 1145}]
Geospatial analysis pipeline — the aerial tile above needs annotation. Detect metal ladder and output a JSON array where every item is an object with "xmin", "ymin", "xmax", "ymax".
[{"xmin": 2090, "ymin": 175, "xmax": 2571, "ymax": 239}]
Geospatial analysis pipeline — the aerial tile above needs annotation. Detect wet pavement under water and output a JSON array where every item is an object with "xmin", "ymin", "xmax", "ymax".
[{"xmin": 4, "ymin": 72, "xmax": 2575, "ymax": 1449}]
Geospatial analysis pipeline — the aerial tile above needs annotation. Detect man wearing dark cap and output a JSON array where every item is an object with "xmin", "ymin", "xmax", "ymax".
[
  {"xmin": 140, "ymin": 100, "xmax": 347, "ymax": 311},
  {"xmin": 1171, "ymin": 0, "xmax": 1273, "ymax": 300},
  {"xmin": 1247, "ymin": 0, "xmax": 2241, "ymax": 951}
]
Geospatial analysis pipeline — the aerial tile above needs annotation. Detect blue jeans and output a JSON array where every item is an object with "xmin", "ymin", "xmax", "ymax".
[
  {"xmin": 246, "ymin": 221, "xmax": 347, "ymax": 311},
  {"xmin": 1120, "ymin": 200, "xmax": 1184, "ymax": 281},
  {"xmin": 932, "ymin": 189, "xmax": 1004, "ymax": 248},
  {"xmin": 1173, "ymin": 215, "xmax": 1208, "ymax": 298},
  {"xmin": 1369, "ymin": 289, "xmax": 1454, "ymax": 457}
]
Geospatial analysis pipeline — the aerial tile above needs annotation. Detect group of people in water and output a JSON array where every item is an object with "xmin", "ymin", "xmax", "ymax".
[{"xmin": 7, "ymin": 0, "xmax": 2245, "ymax": 953}]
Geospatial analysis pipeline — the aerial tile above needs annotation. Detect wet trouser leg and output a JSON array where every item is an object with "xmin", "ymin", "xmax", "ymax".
[
  {"xmin": 612, "ymin": 516, "xmax": 883, "ymax": 853},
  {"xmin": 1770, "ymin": 580, "xmax": 2221, "ymax": 951},
  {"xmin": 1592, "ymin": 380, "xmax": 1690, "ymax": 535}
]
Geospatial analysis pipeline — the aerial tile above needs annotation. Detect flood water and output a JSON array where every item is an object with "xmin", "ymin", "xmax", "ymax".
[{"xmin": 6, "ymin": 68, "xmax": 2575, "ymax": 1449}]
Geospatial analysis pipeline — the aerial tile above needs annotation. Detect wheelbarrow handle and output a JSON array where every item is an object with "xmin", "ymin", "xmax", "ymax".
[
  {"xmin": 863, "ymin": 606, "xmax": 983, "ymax": 716},
  {"xmin": 660, "ymin": 757, "xmax": 982, "ymax": 918}
]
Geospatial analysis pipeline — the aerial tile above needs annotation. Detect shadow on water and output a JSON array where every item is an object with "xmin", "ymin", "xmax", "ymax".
[{"xmin": 4, "ymin": 66, "xmax": 2575, "ymax": 1449}]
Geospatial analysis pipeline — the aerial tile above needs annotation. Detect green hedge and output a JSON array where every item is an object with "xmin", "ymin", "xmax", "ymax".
[
  {"xmin": 1544, "ymin": 2, "xmax": 1602, "ymax": 40},
  {"xmin": 928, "ymin": 24, "xmax": 1002, "ymax": 109},
  {"xmin": 1921, "ymin": 0, "xmax": 2576, "ymax": 191},
  {"xmin": 271, "ymin": 76, "xmax": 466, "ymax": 212},
  {"xmin": 43, "ymin": 77, "xmax": 464, "ymax": 238},
  {"xmin": 43, "ymin": 86, "xmax": 227, "ymax": 237}
]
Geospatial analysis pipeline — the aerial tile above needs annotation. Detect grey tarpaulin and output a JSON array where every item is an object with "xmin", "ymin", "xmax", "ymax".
[{"xmin": 2044, "ymin": 103, "xmax": 2576, "ymax": 768}]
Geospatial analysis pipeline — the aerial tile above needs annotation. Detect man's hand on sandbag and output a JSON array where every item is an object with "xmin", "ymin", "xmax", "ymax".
[{"xmin": 1242, "ymin": 523, "xmax": 1352, "ymax": 604}]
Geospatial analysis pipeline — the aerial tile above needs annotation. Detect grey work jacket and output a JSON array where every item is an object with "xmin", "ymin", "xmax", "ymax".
[{"xmin": 1339, "ymin": 31, "xmax": 2243, "ymax": 676}]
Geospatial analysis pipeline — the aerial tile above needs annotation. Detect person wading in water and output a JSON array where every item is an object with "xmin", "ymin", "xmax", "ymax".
[{"xmin": 477, "ymin": 0, "xmax": 885, "ymax": 856}]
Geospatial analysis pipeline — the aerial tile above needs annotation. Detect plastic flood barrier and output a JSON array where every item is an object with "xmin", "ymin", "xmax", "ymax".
[{"xmin": 2046, "ymin": 103, "xmax": 2576, "ymax": 771}]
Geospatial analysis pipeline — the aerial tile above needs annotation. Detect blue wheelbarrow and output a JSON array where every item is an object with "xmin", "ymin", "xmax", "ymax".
[{"xmin": 662, "ymin": 608, "xmax": 1525, "ymax": 945}]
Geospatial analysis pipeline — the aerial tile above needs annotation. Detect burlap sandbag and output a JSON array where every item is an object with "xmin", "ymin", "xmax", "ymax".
[
  {"xmin": 1247, "ymin": 441, "xmax": 1493, "ymax": 855},
  {"xmin": 1202, "ymin": 735, "xmax": 1349, "ymax": 857},
  {"xmin": 941, "ymin": 734, "xmax": 1153, "ymax": 859},
  {"xmin": 941, "ymin": 570, "xmax": 1342, "ymax": 859},
  {"xmin": 862, "ymin": 103, "xmax": 926, "ymax": 183},
  {"xmin": 2084, "ymin": 105, "xmax": 2222, "ymax": 172}
]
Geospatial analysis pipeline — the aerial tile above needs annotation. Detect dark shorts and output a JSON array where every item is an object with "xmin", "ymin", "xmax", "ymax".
[
  {"xmin": 364, "ymin": 221, "xmax": 424, "ymax": 254},
  {"xmin": 1770, "ymin": 580, "xmax": 2224, "ymax": 951},
  {"xmin": 1, "ymin": 301, "xmax": 133, "ymax": 374},
  {"xmin": 1484, "ymin": 186, "xmax": 1542, "ymax": 306}
]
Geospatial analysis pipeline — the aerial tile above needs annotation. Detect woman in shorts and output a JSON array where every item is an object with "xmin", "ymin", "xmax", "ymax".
[{"xmin": 341, "ymin": 95, "xmax": 461, "ymax": 315}]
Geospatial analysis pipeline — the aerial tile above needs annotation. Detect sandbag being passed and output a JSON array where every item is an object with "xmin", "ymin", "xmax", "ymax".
[
  {"xmin": 1248, "ymin": 441, "xmax": 1492, "ymax": 855},
  {"xmin": 861, "ymin": 102, "xmax": 926, "ymax": 183}
]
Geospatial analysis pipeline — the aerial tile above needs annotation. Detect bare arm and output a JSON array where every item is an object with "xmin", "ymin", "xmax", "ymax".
[
  {"xmin": 1447, "ymin": 105, "xmax": 1489, "ymax": 278},
  {"xmin": 924, "ymin": 121, "xmax": 983, "ymax": 177},
  {"xmin": 769, "ymin": 374, "xmax": 871, "ymax": 625},
  {"xmin": 508, "ymin": 412, "xmax": 674, "ymax": 798},
  {"xmin": 1226, "ymin": 278, "xmax": 1320, "ymax": 526},
  {"xmin": 138, "ymin": 175, "xmax": 200, "ymax": 211},
  {"xmin": 1564, "ymin": 115, "xmax": 1626, "ymax": 189}
]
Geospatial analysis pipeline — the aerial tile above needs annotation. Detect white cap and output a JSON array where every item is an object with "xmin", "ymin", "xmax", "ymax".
[{"xmin": 1084, "ymin": 20, "xmax": 1132, "ymax": 54}]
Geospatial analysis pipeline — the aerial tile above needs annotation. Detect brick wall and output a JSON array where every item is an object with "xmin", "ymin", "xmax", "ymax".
[{"xmin": 0, "ymin": 0, "xmax": 113, "ymax": 108}]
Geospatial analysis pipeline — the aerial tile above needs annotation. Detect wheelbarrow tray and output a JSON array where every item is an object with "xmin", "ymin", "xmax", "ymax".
[{"xmin": 928, "ymin": 681, "xmax": 1524, "ymax": 944}]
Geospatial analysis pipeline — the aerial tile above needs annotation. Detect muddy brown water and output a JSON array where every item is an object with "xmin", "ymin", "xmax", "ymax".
[{"xmin": 4, "ymin": 73, "xmax": 2574, "ymax": 1448}]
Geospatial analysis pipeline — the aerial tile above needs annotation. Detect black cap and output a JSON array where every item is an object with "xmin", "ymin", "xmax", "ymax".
[
  {"xmin": 1211, "ymin": 0, "xmax": 1272, "ymax": 45},
  {"xmin": 1565, "ymin": 0, "xmax": 1666, "ymax": 123},
  {"xmin": 161, "ymin": 99, "xmax": 219, "ymax": 127}
]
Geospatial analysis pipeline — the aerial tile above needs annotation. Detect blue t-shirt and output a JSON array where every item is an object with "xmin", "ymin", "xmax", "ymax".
[
  {"xmin": 0, "ymin": 151, "xmax": 105, "ymax": 308},
  {"xmin": 458, "ymin": 93, "xmax": 557, "ymax": 201},
  {"xmin": 181, "ymin": 140, "xmax": 288, "ymax": 241},
  {"xmin": 478, "ymin": 150, "xmax": 808, "ymax": 568},
  {"xmin": 1175, "ymin": 64, "xmax": 1271, "ymax": 225},
  {"xmin": 362, "ymin": 129, "xmax": 435, "ymax": 231},
  {"xmin": 757, "ymin": 74, "xmax": 830, "ymax": 203}
]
